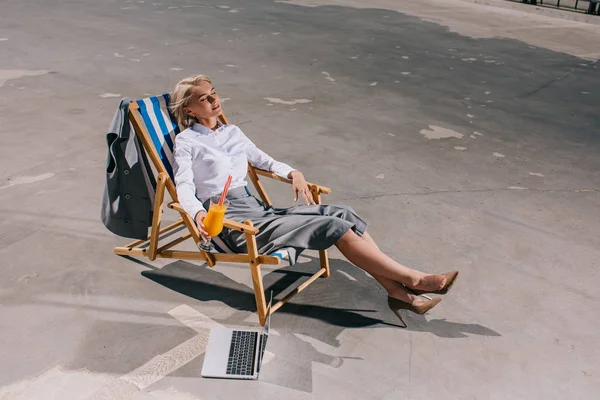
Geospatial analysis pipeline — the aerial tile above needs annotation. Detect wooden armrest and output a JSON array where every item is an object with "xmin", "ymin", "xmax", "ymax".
[
  {"xmin": 169, "ymin": 202, "xmax": 259, "ymax": 235},
  {"xmin": 168, "ymin": 202, "xmax": 187, "ymax": 213},
  {"xmin": 223, "ymin": 219, "xmax": 259, "ymax": 234},
  {"xmin": 252, "ymin": 167, "xmax": 332, "ymax": 194}
]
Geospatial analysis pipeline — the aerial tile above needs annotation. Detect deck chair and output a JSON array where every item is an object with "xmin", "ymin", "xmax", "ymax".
[{"xmin": 114, "ymin": 94, "xmax": 332, "ymax": 325}]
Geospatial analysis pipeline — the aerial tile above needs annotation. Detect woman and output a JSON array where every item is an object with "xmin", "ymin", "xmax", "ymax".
[{"xmin": 170, "ymin": 74, "xmax": 458, "ymax": 322}]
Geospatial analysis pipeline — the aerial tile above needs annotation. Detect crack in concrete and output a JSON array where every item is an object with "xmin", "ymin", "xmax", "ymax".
[
  {"xmin": 522, "ymin": 60, "xmax": 598, "ymax": 98},
  {"xmin": 522, "ymin": 68, "xmax": 575, "ymax": 98}
]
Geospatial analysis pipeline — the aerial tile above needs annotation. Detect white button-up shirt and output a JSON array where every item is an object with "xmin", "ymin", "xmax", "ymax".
[{"xmin": 173, "ymin": 122, "xmax": 296, "ymax": 218}]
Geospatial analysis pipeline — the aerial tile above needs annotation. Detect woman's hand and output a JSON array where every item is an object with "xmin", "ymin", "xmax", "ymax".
[
  {"xmin": 289, "ymin": 171, "xmax": 316, "ymax": 206},
  {"xmin": 194, "ymin": 210, "xmax": 210, "ymax": 240}
]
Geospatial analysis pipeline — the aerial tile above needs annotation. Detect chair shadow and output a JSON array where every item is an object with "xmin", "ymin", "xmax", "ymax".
[
  {"xmin": 134, "ymin": 254, "xmax": 501, "ymax": 393},
  {"xmin": 141, "ymin": 259, "xmax": 404, "ymax": 350},
  {"xmin": 141, "ymin": 256, "xmax": 500, "ymax": 341}
]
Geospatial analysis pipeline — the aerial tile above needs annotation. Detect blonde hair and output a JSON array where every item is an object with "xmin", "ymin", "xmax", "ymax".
[{"xmin": 169, "ymin": 74, "xmax": 213, "ymax": 128}]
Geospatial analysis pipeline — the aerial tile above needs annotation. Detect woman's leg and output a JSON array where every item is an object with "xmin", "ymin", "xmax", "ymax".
[
  {"xmin": 370, "ymin": 271, "xmax": 424, "ymax": 304},
  {"xmin": 361, "ymin": 231, "xmax": 379, "ymax": 249},
  {"xmin": 335, "ymin": 229, "xmax": 446, "ymax": 293},
  {"xmin": 357, "ymin": 231, "xmax": 429, "ymax": 305}
]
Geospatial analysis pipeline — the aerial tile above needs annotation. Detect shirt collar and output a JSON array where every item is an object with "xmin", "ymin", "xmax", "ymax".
[{"xmin": 191, "ymin": 120, "xmax": 223, "ymax": 135}]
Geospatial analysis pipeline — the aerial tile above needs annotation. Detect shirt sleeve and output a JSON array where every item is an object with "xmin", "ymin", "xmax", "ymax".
[
  {"xmin": 173, "ymin": 138, "xmax": 206, "ymax": 219},
  {"xmin": 241, "ymin": 130, "xmax": 296, "ymax": 179}
]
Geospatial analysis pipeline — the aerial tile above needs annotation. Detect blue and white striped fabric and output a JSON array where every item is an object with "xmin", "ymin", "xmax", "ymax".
[
  {"xmin": 133, "ymin": 94, "xmax": 292, "ymax": 263},
  {"xmin": 135, "ymin": 94, "xmax": 180, "ymax": 181}
]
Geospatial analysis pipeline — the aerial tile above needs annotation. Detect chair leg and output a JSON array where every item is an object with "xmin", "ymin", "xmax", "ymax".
[
  {"xmin": 319, "ymin": 249, "xmax": 331, "ymax": 278},
  {"xmin": 310, "ymin": 185, "xmax": 331, "ymax": 278},
  {"xmin": 148, "ymin": 172, "xmax": 168, "ymax": 261},
  {"xmin": 244, "ymin": 220, "xmax": 268, "ymax": 326},
  {"xmin": 250, "ymin": 262, "xmax": 268, "ymax": 326}
]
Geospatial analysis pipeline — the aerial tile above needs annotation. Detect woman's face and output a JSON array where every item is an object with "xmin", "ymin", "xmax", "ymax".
[{"xmin": 183, "ymin": 80, "xmax": 222, "ymax": 121}]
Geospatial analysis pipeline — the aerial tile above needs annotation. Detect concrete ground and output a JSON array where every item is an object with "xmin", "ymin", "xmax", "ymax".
[{"xmin": 1, "ymin": 0, "xmax": 599, "ymax": 398}]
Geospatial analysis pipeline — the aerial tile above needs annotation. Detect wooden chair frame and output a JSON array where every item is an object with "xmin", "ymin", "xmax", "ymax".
[{"xmin": 114, "ymin": 101, "xmax": 332, "ymax": 325}]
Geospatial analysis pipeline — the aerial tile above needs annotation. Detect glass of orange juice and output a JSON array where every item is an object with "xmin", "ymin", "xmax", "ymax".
[{"xmin": 198, "ymin": 196, "xmax": 230, "ymax": 252}]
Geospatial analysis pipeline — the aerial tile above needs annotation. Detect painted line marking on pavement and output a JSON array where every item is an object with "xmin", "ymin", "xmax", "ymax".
[{"xmin": 82, "ymin": 305, "xmax": 222, "ymax": 400}]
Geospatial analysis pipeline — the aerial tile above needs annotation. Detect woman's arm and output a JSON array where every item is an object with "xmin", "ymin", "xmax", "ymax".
[
  {"xmin": 173, "ymin": 140, "xmax": 206, "ymax": 220},
  {"xmin": 288, "ymin": 170, "xmax": 315, "ymax": 205},
  {"xmin": 243, "ymin": 132, "xmax": 315, "ymax": 205},
  {"xmin": 243, "ymin": 133, "xmax": 296, "ymax": 179}
]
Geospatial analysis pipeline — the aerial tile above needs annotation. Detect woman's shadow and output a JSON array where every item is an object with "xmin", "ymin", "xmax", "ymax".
[
  {"xmin": 139, "ymin": 256, "xmax": 500, "ymax": 343},
  {"xmin": 139, "ymin": 256, "xmax": 499, "ymax": 393}
]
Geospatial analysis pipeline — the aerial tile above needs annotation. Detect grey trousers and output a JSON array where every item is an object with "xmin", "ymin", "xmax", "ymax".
[{"xmin": 207, "ymin": 187, "xmax": 368, "ymax": 265}]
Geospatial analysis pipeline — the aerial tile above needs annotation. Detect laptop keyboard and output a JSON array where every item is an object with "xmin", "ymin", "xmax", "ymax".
[{"xmin": 226, "ymin": 331, "xmax": 258, "ymax": 376}]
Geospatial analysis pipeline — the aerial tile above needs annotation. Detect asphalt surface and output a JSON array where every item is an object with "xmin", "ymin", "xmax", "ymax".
[{"xmin": 1, "ymin": 0, "xmax": 599, "ymax": 398}]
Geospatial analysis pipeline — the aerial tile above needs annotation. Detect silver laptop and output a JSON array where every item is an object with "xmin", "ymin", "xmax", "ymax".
[{"xmin": 201, "ymin": 293, "xmax": 272, "ymax": 380}]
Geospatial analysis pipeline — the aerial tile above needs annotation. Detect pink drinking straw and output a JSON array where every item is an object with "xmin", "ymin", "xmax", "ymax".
[{"xmin": 218, "ymin": 175, "xmax": 232, "ymax": 206}]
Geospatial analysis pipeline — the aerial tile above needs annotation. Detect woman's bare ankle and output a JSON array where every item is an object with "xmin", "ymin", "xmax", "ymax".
[
  {"xmin": 387, "ymin": 286, "xmax": 417, "ymax": 304},
  {"xmin": 406, "ymin": 273, "xmax": 425, "ymax": 289}
]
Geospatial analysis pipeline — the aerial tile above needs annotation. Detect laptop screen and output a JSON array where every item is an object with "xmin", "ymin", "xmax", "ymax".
[
  {"xmin": 265, "ymin": 291, "xmax": 273, "ymax": 335},
  {"xmin": 256, "ymin": 291, "xmax": 273, "ymax": 373}
]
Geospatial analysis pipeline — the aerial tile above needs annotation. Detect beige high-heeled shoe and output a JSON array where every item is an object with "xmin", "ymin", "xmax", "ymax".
[{"xmin": 387, "ymin": 296, "xmax": 442, "ymax": 328}]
